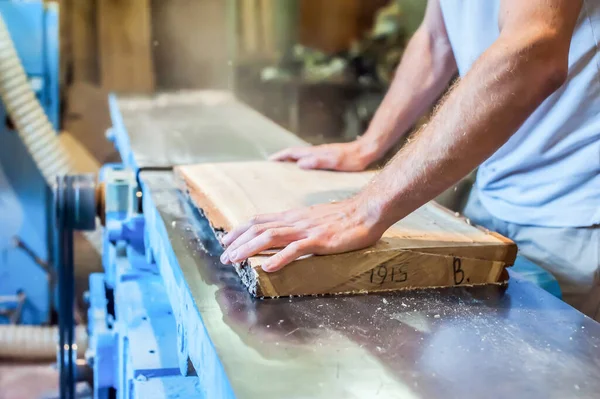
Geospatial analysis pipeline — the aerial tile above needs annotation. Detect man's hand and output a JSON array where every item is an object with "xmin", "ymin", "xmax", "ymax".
[
  {"xmin": 269, "ymin": 141, "xmax": 377, "ymax": 172},
  {"xmin": 220, "ymin": 198, "xmax": 386, "ymax": 272},
  {"xmin": 270, "ymin": 0, "xmax": 457, "ymax": 173}
]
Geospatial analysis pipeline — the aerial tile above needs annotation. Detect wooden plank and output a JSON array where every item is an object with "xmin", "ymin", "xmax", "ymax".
[
  {"xmin": 299, "ymin": 0, "xmax": 362, "ymax": 54},
  {"xmin": 259, "ymin": 0, "xmax": 275, "ymax": 59},
  {"xmin": 240, "ymin": 0, "xmax": 259, "ymax": 56},
  {"xmin": 176, "ymin": 162, "xmax": 516, "ymax": 297},
  {"xmin": 97, "ymin": 0, "xmax": 155, "ymax": 93},
  {"xmin": 70, "ymin": 0, "xmax": 98, "ymax": 83},
  {"xmin": 151, "ymin": 0, "xmax": 229, "ymax": 90},
  {"xmin": 59, "ymin": 0, "xmax": 72, "ymax": 91}
]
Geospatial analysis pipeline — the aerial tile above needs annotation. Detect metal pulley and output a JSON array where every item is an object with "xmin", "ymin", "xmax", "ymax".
[{"xmin": 54, "ymin": 174, "xmax": 98, "ymax": 399}]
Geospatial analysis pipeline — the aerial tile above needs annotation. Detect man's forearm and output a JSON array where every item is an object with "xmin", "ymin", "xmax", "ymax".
[
  {"xmin": 220, "ymin": 0, "xmax": 582, "ymax": 273},
  {"xmin": 358, "ymin": 24, "xmax": 457, "ymax": 161},
  {"xmin": 361, "ymin": 30, "xmax": 570, "ymax": 230}
]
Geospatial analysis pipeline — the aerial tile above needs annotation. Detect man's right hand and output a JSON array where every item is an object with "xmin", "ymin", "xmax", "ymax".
[{"xmin": 269, "ymin": 141, "xmax": 378, "ymax": 172}]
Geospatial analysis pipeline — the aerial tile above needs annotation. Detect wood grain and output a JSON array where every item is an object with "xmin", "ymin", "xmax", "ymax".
[{"xmin": 177, "ymin": 162, "xmax": 516, "ymax": 297}]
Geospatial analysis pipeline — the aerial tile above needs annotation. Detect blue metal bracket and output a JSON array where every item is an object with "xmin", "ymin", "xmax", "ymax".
[
  {"xmin": 107, "ymin": 95, "xmax": 138, "ymax": 172},
  {"xmin": 88, "ymin": 164, "xmax": 205, "ymax": 398},
  {"xmin": 142, "ymin": 181, "xmax": 236, "ymax": 398}
]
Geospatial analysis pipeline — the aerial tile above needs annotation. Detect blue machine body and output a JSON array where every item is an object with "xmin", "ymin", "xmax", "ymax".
[
  {"xmin": 0, "ymin": 1, "xmax": 60, "ymax": 325},
  {"xmin": 88, "ymin": 165, "xmax": 204, "ymax": 399}
]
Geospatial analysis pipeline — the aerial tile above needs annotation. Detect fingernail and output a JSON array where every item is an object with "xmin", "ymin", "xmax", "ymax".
[
  {"xmin": 261, "ymin": 263, "xmax": 272, "ymax": 272},
  {"xmin": 220, "ymin": 252, "xmax": 229, "ymax": 264},
  {"xmin": 229, "ymin": 250, "xmax": 238, "ymax": 262}
]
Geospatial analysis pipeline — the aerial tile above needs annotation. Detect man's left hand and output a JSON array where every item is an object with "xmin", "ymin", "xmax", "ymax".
[{"xmin": 220, "ymin": 198, "xmax": 386, "ymax": 272}]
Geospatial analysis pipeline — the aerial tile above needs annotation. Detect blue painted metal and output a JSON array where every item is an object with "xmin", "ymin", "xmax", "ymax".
[
  {"xmin": 87, "ymin": 164, "xmax": 203, "ymax": 399},
  {"xmin": 100, "ymin": 165, "xmax": 133, "ymax": 289},
  {"xmin": 108, "ymin": 216, "xmax": 146, "ymax": 255},
  {"xmin": 107, "ymin": 95, "xmax": 138, "ymax": 173},
  {"xmin": 142, "ymin": 179, "xmax": 236, "ymax": 398},
  {"xmin": 88, "ymin": 273, "xmax": 116, "ymax": 399},
  {"xmin": 0, "ymin": 1, "xmax": 60, "ymax": 128},
  {"xmin": 0, "ymin": 1, "xmax": 61, "ymax": 325}
]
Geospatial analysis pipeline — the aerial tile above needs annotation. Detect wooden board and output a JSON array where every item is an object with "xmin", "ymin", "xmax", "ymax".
[
  {"xmin": 97, "ymin": 0, "xmax": 155, "ymax": 93},
  {"xmin": 70, "ymin": 0, "xmax": 98, "ymax": 83},
  {"xmin": 176, "ymin": 162, "xmax": 516, "ymax": 297},
  {"xmin": 151, "ymin": 0, "xmax": 230, "ymax": 90}
]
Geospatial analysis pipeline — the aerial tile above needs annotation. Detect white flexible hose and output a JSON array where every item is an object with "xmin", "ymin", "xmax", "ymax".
[
  {"xmin": 0, "ymin": 13, "xmax": 102, "ymax": 250},
  {"xmin": 0, "ymin": 325, "xmax": 87, "ymax": 360},
  {"xmin": 0, "ymin": 14, "xmax": 97, "ymax": 361},
  {"xmin": 0, "ymin": 14, "xmax": 73, "ymax": 182}
]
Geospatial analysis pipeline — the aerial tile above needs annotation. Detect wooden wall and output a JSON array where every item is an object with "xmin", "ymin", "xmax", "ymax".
[
  {"xmin": 299, "ymin": 0, "xmax": 388, "ymax": 54},
  {"xmin": 97, "ymin": 0, "xmax": 155, "ymax": 93},
  {"xmin": 60, "ymin": 0, "xmax": 230, "ymax": 93},
  {"xmin": 234, "ymin": 0, "xmax": 386, "ymax": 60},
  {"xmin": 61, "ymin": 0, "xmax": 386, "ymax": 93},
  {"xmin": 61, "ymin": 0, "xmax": 155, "ymax": 93},
  {"xmin": 235, "ymin": 0, "xmax": 283, "ymax": 62},
  {"xmin": 151, "ymin": 0, "xmax": 230, "ymax": 90}
]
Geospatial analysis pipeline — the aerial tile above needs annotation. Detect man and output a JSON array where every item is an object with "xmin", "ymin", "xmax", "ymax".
[{"xmin": 221, "ymin": 1, "xmax": 600, "ymax": 319}]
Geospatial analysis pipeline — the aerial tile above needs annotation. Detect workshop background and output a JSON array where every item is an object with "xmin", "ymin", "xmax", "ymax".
[
  {"xmin": 59, "ymin": 0, "xmax": 429, "ymax": 157},
  {"xmin": 0, "ymin": 0, "xmax": 481, "ymax": 398},
  {"xmin": 58, "ymin": 0, "xmax": 466, "ymax": 207}
]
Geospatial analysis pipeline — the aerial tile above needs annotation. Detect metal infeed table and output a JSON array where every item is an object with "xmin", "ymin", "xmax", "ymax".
[{"xmin": 90, "ymin": 90, "xmax": 600, "ymax": 399}]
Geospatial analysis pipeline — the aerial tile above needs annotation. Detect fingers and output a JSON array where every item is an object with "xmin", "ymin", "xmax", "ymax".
[
  {"xmin": 262, "ymin": 240, "xmax": 314, "ymax": 272},
  {"xmin": 222, "ymin": 222, "xmax": 280, "ymax": 262},
  {"xmin": 296, "ymin": 156, "xmax": 319, "ymax": 169},
  {"xmin": 221, "ymin": 213, "xmax": 281, "ymax": 247},
  {"xmin": 227, "ymin": 227, "xmax": 300, "ymax": 263},
  {"xmin": 297, "ymin": 156, "xmax": 335, "ymax": 170},
  {"xmin": 269, "ymin": 147, "xmax": 311, "ymax": 162},
  {"xmin": 270, "ymin": 146, "xmax": 344, "ymax": 171}
]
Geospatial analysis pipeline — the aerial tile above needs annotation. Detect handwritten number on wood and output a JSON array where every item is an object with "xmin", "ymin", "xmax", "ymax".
[
  {"xmin": 394, "ymin": 265, "xmax": 408, "ymax": 283},
  {"xmin": 370, "ymin": 264, "xmax": 408, "ymax": 285},
  {"xmin": 453, "ymin": 257, "xmax": 465, "ymax": 285}
]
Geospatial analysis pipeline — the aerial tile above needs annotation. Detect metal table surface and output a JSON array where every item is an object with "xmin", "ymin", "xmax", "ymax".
[
  {"xmin": 109, "ymin": 91, "xmax": 305, "ymax": 172},
  {"xmin": 141, "ymin": 172, "xmax": 600, "ymax": 399},
  {"xmin": 111, "ymin": 91, "xmax": 600, "ymax": 398}
]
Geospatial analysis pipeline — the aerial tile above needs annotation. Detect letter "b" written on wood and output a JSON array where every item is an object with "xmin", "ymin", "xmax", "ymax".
[{"xmin": 453, "ymin": 257, "xmax": 465, "ymax": 285}]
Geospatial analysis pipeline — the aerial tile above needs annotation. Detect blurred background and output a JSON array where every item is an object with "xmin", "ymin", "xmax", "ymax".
[
  {"xmin": 2, "ymin": 1, "xmax": 475, "ymax": 397},
  {"xmin": 59, "ymin": 0, "xmax": 429, "ymax": 161}
]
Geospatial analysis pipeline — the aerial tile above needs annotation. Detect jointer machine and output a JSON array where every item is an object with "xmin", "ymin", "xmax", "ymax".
[{"xmin": 59, "ymin": 91, "xmax": 600, "ymax": 399}]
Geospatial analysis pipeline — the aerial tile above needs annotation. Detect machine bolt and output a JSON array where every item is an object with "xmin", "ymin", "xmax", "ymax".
[{"xmin": 105, "ymin": 127, "xmax": 115, "ymax": 142}]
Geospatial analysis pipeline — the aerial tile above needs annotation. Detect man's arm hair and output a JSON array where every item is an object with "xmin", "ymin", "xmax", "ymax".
[
  {"xmin": 360, "ymin": 0, "xmax": 582, "ymax": 230},
  {"xmin": 358, "ymin": 0, "xmax": 458, "ymax": 160}
]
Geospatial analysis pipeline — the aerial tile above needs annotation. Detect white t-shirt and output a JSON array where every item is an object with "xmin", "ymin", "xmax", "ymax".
[{"xmin": 439, "ymin": 0, "xmax": 600, "ymax": 227}]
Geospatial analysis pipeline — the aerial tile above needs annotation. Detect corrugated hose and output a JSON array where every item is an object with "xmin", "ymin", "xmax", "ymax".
[{"xmin": 0, "ymin": 13, "xmax": 99, "ymax": 359}]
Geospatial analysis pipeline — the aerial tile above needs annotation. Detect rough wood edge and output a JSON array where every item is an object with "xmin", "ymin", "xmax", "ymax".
[
  {"xmin": 250, "ymin": 250, "xmax": 509, "ymax": 297},
  {"xmin": 176, "ymin": 167, "xmax": 515, "ymax": 297},
  {"xmin": 176, "ymin": 170, "xmax": 261, "ymax": 295},
  {"xmin": 176, "ymin": 168, "xmax": 234, "ymax": 231},
  {"xmin": 429, "ymin": 201, "xmax": 517, "ymax": 265},
  {"xmin": 179, "ymin": 168, "xmax": 517, "ymax": 266}
]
